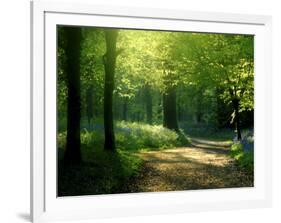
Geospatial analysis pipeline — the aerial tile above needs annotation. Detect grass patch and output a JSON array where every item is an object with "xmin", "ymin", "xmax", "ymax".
[
  {"xmin": 230, "ymin": 142, "xmax": 254, "ymax": 173},
  {"xmin": 58, "ymin": 146, "xmax": 142, "ymax": 196}
]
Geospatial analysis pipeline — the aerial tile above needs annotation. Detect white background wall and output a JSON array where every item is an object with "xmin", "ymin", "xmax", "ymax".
[{"xmin": 0, "ymin": 0, "xmax": 280, "ymax": 222}]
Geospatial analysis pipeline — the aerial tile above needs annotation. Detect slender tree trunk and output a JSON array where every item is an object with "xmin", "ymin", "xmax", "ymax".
[
  {"xmin": 64, "ymin": 27, "xmax": 82, "ymax": 164},
  {"xmin": 157, "ymin": 94, "xmax": 162, "ymax": 121},
  {"xmin": 216, "ymin": 88, "xmax": 225, "ymax": 127},
  {"xmin": 217, "ymin": 87, "xmax": 232, "ymax": 128},
  {"xmin": 144, "ymin": 85, "xmax": 153, "ymax": 124},
  {"xmin": 137, "ymin": 112, "xmax": 141, "ymax": 122},
  {"xmin": 196, "ymin": 89, "xmax": 203, "ymax": 123},
  {"xmin": 232, "ymin": 98, "xmax": 242, "ymax": 140},
  {"xmin": 103, "ymin": 30, "xmax": 118, "ymax": 151},
  {"xmin": 196, "ymin": 112, "xmax": 203, "ymax": 123},
  {"xmin": 122, "ymin": 98, "xmax": 127, "ymax": 121},
  {"xmin": 177, "ymin": 103, "xmax": 181, "ymax": 122},
  {"xmin": 163, "ymin": 86, "xmax": 179, "ymax": 131},
  {"xmin": 86, "ymin": 85, "xmax": 94, "ymax": 127}
]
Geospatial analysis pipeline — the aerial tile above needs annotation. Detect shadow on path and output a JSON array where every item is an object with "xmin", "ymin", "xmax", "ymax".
[{"xmin": 191, "ymin": 137, "xmax": 232, "ymax": 155}]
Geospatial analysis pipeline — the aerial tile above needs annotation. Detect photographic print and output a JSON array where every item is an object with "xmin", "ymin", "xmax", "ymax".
[{"xmin": 57, "ymin": 26, "xmax": 254, "ymax": 197}]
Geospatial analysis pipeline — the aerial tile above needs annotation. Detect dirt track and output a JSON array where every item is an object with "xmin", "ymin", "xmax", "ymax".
[{"xmin": 123, "ymin": 138, "xmax": 253, "ymax": 192}]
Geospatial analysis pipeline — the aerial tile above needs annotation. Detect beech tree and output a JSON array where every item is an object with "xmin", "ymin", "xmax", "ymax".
[
  {"xmin": 103, "ymin": 29, "xmax": 119, "ymax": 151},
  {"xmin": 63, "ymin": 26, "xmax": 82, "ymax": 164}
]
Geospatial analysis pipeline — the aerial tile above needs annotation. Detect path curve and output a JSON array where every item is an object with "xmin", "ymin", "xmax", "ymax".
[{"xmin": 123, "ymin": 138, "xmax": 253, "ymax": 193}]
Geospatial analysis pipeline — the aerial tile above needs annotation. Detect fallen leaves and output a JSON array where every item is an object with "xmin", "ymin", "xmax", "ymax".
[{"xmin": 122, "ymin": 139, "xmax": 253, "ymax": 193}]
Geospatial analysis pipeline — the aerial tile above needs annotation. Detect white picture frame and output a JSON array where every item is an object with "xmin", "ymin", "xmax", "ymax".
[{"xmin": 31, "ymin": 0, "xmax": 272, "ymax": 222}]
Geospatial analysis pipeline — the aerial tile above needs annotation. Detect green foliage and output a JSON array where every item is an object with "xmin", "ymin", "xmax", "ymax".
[
  {"xmin": 58, "ymin": 121, "xmax": 190, "ymax": 152},
  {"xmin": 58, "ymin": 26, "xmax": 254, "ymax": 128},
  {"xmin": 230, "ymin": 142, "xmax": 254, "ymax": 173},
  {"xmin": 57, "ymin": 26, "xmax": 255, "ymax": 195}
]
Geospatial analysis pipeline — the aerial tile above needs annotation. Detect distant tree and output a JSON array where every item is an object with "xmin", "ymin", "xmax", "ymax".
[
  {"xmin": 80, "ymin": 28, "xmax": 106, "ymax": 120},
  {"xmin": 86, "ymin": 85, "xmax": 94, "ymax": 126},
  {"xmin": 177, "ymin": 33, "xmax": 254, "ymax": 138},
  {"xmin": 144, "ymin": 84, "xmax": 153, "ymax": 124},
  {"xmin": 161, "ymin": 60, "xmax": 179, "ymax": 131},
  {"xmin": 211, "ymin": 35, "xmax": 254, "ymax": 140},
  {"xmin": 158, "ymin": 33, "xmax": 181, "ymax": 131},
  {"xmin": 163, "ymin": 86, "xmax": 179, "ymax": 131}
]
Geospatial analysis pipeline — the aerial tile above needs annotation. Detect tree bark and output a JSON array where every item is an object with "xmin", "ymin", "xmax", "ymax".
[
  {"xmin": 64, "ymin": 27, "xmax": 82, "ymax": 164},
  {"xmin": 144, "ymin": 85, "xmax": 153, "ymax": 124},
  {"xmin": 177, "ymin": 103, "xmax": 182, "ymax": 122},
  {"xmin": 195, "ymin": 89, "xmax": 203, "ymax": 123},
  {"xmin": 216, "ymin": 87, "xmax": 229, "ymax": 128},
  {"xmin": 86, "ymin": 85, "xmax": 94, "ymax": 127},
  {"xmin": 157, "ymin": 94, "xmax": 162, "ymax": 121},
  {"xmin": 122, "ymin": 98, "xmax": 128, "ymax": 121},
  {"xmin": 103, "ymin": 30, "xmax": 118, "ymax": 151},
  {"xmin": 232, "ymin": 98, "xmax": 242, "ymax": 140},
  {"xmin": 163, "ymin": 86, "xmax": 179, "ymax": 131}
]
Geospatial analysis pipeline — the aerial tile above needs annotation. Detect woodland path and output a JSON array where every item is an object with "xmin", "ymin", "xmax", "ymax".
[{"xmin": 123, "ymin": 138, "xmax": 253, "ymax": 192}]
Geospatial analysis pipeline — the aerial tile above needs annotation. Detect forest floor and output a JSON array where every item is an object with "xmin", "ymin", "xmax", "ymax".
[{"xmin": 122, "ymin": 137, "xmax": 253, "ymax": 192}]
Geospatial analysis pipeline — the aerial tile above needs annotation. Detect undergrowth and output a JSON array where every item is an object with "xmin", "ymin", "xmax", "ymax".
[
  {"xmin": 230, "ymin": 142, "xmax": 254, "ymax": 174},
  {"xmin": 58, "ymin": 146, "xmax": 142, "ymax": 196},
  {"xmin": 58, "ymin": 121, "xmax": 190, "ymax": 196},
  {"xmin": 58, "ymin": 121, "xmax": 190, "ymax": 152}
]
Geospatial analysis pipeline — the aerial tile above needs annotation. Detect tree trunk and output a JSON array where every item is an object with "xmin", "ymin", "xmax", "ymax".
[
  {"xmin": 103, "ymin": 30, "xmax": 118, "ymax": 151},
  {"xmin": 157, "ymin": 94, "xmax": 162, "ymax": 121},
  {"xmin": 216, "ymin": 88, "xmax": 232, "ymax": 128},
  {"xmin": 232, "ymin": 98, "xmax": 242, "ymax": 140},
  {"xmin": 163, "ymin": 86, "xmax": 179, "ymax": 131},
  {"xmin": 177, "ymin": 103, "xmax": 182, "ymax": 122},
  {"xmin": 86, "ymin": 85, "xmax": 94, "ymax": 127},
  {"xmin": 196, "ymin": 89, "xmax": 203, "ymax": 123},
  {"xmin": 144, "ymin": 85, "xmax": 153, "ymax": 124},
  {"xmin": 122, "ymin": 98, "xmax": 128, "ymax": 121},
  {"xmin": 64, "ymin": 27, "xmax": 82, "ymax": 164}
]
